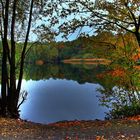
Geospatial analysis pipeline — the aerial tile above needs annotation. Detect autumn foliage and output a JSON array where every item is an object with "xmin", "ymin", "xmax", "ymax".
[
  {"xmin": 96, "ymin": 68, "xmax": 125, "ymax": 79},
  {"xmin": 126, "ymin": 115, "xmax": 140, "ymax": 121}
]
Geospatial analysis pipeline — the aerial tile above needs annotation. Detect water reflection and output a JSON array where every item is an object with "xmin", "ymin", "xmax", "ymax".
[
  {"xmin": 20, "ymin": 79, "xmax": 109, "ymax": 124},
  {"xmin": 24, "ymin": 63, "xmax": 107, "ymax": 84},
  {"xmin": 20, "ymin": 63, "xmax": 109, "ymax": 124},
  {"xmin": 20, "ymin": 63, "xmax": 140, "ymax": 123}
]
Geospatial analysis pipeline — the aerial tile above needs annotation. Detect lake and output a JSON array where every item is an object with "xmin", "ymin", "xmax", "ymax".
[{"xmin": 19, "ymin": 63, "xmax": 109, "ymax": 124}]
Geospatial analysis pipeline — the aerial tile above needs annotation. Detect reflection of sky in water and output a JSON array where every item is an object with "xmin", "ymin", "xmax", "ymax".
[{"xmin": 20, "ymin": 78, "xmax": 108, "ymax": 124}]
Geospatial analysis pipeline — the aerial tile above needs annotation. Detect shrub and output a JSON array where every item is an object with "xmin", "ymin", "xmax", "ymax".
[{"xmin": 105, "ymin": 102, "xmax": 140, "ymax": 119}]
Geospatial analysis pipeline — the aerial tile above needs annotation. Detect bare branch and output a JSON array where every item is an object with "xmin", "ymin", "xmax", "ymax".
[{"xmin": 17, "ymin": 91, "xmax": 28, "ymax": 109}]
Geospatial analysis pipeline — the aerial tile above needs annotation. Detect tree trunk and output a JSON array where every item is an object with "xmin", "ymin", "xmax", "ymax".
[
  {"xmin": 135, "ymin": 15, "xmax": 140, "ymax": 47},
  {"xmin": 135, "ymin": 32, "xmax": 140, "ymax": 47},
  {"xmin": 1, "ymin": 0, "xmax": 10, "ymax": 117},
  {"xmin": 7, "ymin": 0, "xmax": 18, "ymax": 118},
  {"xmin": 1, "ymin": 40, "xmax": 8, "ymax": 116},
  {"xmin": 17, "ymin": 0, "xmax": 34, "ymax": 95}
]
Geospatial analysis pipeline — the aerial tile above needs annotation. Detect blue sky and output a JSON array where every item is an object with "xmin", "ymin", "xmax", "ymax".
[{"xmin": 29, "ymin": 0, "xmax": 96, "ymax": 42}]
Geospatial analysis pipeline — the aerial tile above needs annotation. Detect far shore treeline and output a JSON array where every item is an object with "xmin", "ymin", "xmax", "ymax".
[{"xmin": 0, "ymin": 31, "xmax": 138, "ymax": 64}]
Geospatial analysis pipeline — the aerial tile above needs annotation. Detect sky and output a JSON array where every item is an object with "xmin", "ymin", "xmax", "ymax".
[{"xmin": 29, "ymin": 0, "xmax": 96, "ymax": 42}]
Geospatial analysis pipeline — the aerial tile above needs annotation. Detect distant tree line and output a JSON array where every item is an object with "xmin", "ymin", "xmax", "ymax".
[{"xmin": 24, "ymin": 31, "xmax": 138, "ymax": 63}]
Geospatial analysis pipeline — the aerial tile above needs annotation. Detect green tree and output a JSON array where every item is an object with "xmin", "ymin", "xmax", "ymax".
[
  {"xmin": 0, "ymin": 0, "xmax": 34, "ymax": 118},
  {"xmin": 47, "ymin": 46, "xmax": 58, "ymax": 61},
  {"xmin": 0, "ymin": 0, "xmax": 52, "ymax": 118}
]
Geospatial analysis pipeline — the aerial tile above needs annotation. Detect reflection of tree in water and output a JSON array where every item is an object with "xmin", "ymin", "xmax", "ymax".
[
  {"xmin": 24, "ymin": 63, "xmax": 107, "ymax": 84},
  {"xmin": 97, "ymin": 68, "xmax": 140, "ymax": 119},
  {"xmin": 18, "ymin": 63, "xmax": 140, "ymax": 119}
]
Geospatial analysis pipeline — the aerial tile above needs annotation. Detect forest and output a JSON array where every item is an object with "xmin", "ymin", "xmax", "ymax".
[{"xmin": 0, "ymin": 31, "xmax": 137, "ymax": 64}]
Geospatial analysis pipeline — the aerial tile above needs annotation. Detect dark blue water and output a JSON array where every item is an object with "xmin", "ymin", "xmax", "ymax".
[{"xmin": 19, "ymin": 64, "xmax": 109, "ymax": 124}]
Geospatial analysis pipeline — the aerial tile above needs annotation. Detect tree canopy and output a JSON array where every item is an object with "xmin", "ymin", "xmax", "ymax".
[{"xmin": 46, "ymin": 0, "xmax": 140, "ymax": 46}]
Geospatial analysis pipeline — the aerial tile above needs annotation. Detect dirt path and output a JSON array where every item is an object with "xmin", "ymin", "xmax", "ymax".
[{"xmin": 0, "ymin": 118, "xmax": 140, "ymax": 140}]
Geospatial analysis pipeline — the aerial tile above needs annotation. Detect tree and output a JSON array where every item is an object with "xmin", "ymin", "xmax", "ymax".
[
  {"xmin": 94, "ymin": 0, "xmax": 140, "ymax": 46},
  {"xmin": 48, "ymin": 0, "xmax": 140, "ymax": 46},
  {"xmin": 0, "ymin": 0, "xmax": 45, "ymax": 118}
]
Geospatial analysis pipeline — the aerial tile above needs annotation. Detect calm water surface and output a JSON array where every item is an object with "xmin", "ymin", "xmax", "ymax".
[{"xmin": 19, "ymin": 64, "xmax": 109, "ymax": 124}]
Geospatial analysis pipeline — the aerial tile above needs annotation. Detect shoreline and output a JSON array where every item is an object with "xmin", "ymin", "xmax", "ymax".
[
  {"xmin": 63, "ymin": 58, "xmax": 111, "ymax": 65},
  {"xmin": 0, "ymin": 117, "xmax": 140, "ymax": 139}
]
